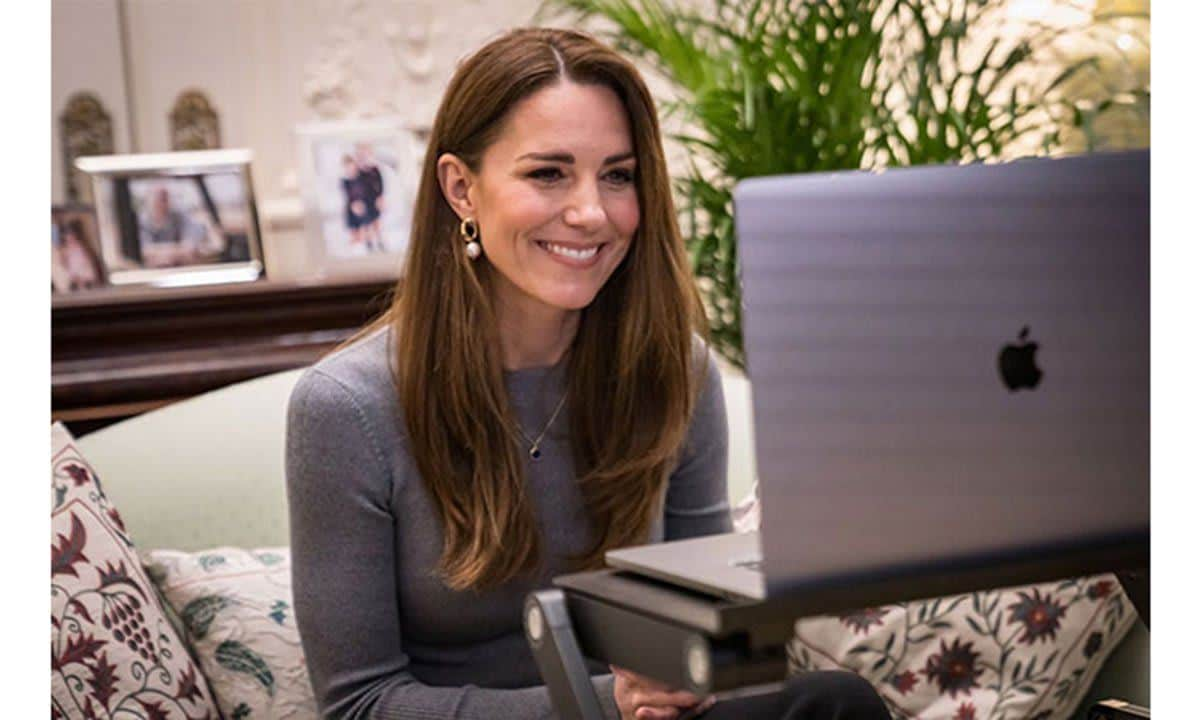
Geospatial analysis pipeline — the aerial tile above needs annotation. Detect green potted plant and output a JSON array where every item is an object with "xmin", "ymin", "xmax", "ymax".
[{"xmin": 543, "ymin": 0, "xmax": 1149, "ymax": 369}]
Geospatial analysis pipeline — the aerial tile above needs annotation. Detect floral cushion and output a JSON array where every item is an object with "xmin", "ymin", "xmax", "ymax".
[
  {"xmin": 143, "ymin": 547, "xmax": 318, "ymax": 720},
  {"xmin": 732, "ymin": 488, "xmax": 1136, "ymax": 720},
  {"xmin": 790, "ymin": 577, "xmax": 1135, "ymax": 719},
  {"xmin": 51, "ymin": 423, "xmax": 221, "ymax": 720}
]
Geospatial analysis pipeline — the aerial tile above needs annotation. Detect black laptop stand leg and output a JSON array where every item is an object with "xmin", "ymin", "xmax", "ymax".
[{"xmin": 525, "ymin": 589, "xmax": 608, "ymax": 720}]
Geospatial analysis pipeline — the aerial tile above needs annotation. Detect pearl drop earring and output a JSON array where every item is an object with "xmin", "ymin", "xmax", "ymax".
[{"xmin": 460, "ymin": 217, "xmax": 482, "ymax": 260}]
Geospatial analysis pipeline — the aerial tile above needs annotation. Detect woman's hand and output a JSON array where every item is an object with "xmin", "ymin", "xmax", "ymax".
[{"xmin": 611, "ymin": 665, "xmax": 716, "ymax": 720}]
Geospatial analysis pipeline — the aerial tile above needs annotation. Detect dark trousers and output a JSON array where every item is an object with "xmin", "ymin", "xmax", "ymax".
[{"xmin": 700, "ymin": 671, "xmax": 890, "ymax": 720}]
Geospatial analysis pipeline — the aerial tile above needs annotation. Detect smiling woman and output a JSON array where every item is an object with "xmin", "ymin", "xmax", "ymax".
[
  {"xmin": 436, "ymin": 79, "xmax": 642, "ymax": 353},
  {"xmin": 284, "ymin": 27, "xmax": 886, "ymax": 720}
]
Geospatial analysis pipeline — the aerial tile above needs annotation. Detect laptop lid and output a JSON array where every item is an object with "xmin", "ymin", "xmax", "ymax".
[
  {"xmin": 734, "ymin": 151, "xmax": 1149, "ymax": 598},
  {"xmin": 606, "ymin": 531, "xmax": 766, "ymax": 601}
]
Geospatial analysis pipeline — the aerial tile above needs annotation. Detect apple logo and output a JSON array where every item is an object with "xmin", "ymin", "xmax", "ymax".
[{"xmin": 999, "ymin": 326, "xmax": 1043, "ymax": 391}]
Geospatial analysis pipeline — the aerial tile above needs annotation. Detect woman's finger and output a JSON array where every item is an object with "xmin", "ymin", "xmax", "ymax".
[
  {"xmin": 631, "ymin": 688, "xmax": 703, "ymax": 709},
  {"xmin": 635, "ymin": 705, "xmax": 680, "ymax": 720}
]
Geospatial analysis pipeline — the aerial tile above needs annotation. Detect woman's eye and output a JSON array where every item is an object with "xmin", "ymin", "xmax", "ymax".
[
  {"xmin": 528, "ymin": 167, "xmax": 565, "ymax": 182},
  {"xmin": 606, "ymin": 168, "xmax": 635, "ymax": 185}
]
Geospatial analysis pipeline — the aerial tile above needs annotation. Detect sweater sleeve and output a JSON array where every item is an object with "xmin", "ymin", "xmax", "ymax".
[
  {"xmin": 286, "ymin": 368, "xmax": 618, "ymax": 720},
  {"xmin": 663, "ymin": 347, "xmax": 734, "ymax": 540}
]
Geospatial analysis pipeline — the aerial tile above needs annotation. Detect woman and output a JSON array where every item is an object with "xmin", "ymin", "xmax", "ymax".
[{"xmin": 286, "ymin": 27, "xmax": 889, "ymax": 720}]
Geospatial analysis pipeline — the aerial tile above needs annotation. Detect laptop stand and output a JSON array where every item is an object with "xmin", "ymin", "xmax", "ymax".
[{"xmin": 524, "ymin": 539, "xmax": 1148, "ymax": 720}]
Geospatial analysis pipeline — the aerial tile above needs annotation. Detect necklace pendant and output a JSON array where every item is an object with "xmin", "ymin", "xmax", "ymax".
[{"xmin": 529, "ymin": 446, "xmax": 542, "ymax": 461}]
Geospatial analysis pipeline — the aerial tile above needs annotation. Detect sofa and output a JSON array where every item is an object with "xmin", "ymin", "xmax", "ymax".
[{"xmin": 53, "ymin": 365, "xmax": 1148, "ymax": 719}]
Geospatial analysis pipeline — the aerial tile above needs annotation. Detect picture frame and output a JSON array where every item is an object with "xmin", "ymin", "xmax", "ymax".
[
  {"xmin": 75, "ymin": 149, "xmax": 264, "ymax": 288},
  {"xmin": 51, "ymin": 204, "xmax": 107, "ymax": 293},
  {"xmin": 295, "ymin": 118, "xmax": 420, "ymax": 279}
]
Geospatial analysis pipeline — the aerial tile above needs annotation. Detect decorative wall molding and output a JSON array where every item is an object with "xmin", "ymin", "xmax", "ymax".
[
  {"xmin": 59, "ymin": 92, "xmax": 115, "ymax": 203},
  {"xmin": 170, "ymin": 89, "xmax": 221, "ymax": 150},
  {"xmin": 302, "ymin": 0, "xmax": 450, "ymax": 124}
]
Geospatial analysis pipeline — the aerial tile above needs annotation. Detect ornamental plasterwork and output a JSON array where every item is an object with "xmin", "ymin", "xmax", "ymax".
[
  {"xmin": 301, "ymin": 0, "xmax": 535, "ymax": 125},
  {"xmin": 170, "ymin": 90, "xmax": 222, "ymax": 151},
  {"xmin": 60, "ymin": 92, "xmax": 115, "ymax": 204}
]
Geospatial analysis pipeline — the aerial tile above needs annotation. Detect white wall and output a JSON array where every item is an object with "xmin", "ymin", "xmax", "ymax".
[{"xmin": 51, "ymin": 0, "xmax": 133, "ymax": 204}]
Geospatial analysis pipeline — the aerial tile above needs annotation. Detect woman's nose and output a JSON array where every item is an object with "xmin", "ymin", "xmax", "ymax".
[{"xmin": 563, "ymin": 182, "xmax": 606, "ymax": 231}]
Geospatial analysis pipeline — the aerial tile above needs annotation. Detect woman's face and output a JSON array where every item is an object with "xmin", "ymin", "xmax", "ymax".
[{"xmin": 465, "ymin": 81, "xmax": 640, "ymax": 314}]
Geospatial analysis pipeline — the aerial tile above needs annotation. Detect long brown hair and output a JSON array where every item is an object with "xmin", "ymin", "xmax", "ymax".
[{"xmin": 364, "ymin": 27, "xmax": 707, "ymax": 591}]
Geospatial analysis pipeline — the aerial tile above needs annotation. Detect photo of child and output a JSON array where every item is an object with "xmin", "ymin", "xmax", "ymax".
[
  {"xmin": 51, "ymin": 206, "xmax": 106, "ymax": 293},
  {"xmin": 301, "ymin": 121, "xmax": 417, "ymax": 262}
]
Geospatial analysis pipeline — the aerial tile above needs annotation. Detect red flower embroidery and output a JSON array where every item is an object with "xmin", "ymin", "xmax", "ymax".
[
  {"xmin": 137, "ymin": 699, "xmax": 171, "ymax": 720},
  {"xmin": 177, "ymin": 664, "xmax": 206, "ymax": 704},
  {"xmin": 1087, "ymin": 580, "xmax": 1115, "ymax": 600},
  {"xmin": 85, "ymin": 651, "xmax": 119, "ymax": 710},
  {"xmin": 1007, "ymin": 588, "xmax": 1068, "ymax": 644},
  {"xmin": 889, "ymin": 670, "xmax": 919, "ymax": 695},
  {"xmin": 51, "ymin": 514, "xmax": 90, "ymax": 579},
  {"xmin": 80, "ymin": 697, "xmax": 100, "ymax": 720},
  {"xmin": 838, "ymin": 607, "xmax": 886, "ymax": 634},
  {"xmin": 64, "ymin": 463, "xmax": 91, "ymax": 486},
  {"xmin": 107, "ymin": 506, "xmax": 127, "ymax": 534},
  {"xmin": 954, "ymin": 701, "xmax": 977, "ymax": 720},
  {"xmin": 55, "ymin": 632, "xmax": 105, "ymax": 669},
  {"xmin": 923, "ymin": 638, "xmax": 983, "ymax": 698}
]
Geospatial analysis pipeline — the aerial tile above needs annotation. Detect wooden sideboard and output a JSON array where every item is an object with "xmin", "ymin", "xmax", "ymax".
[{"xmin": 52, "ymin": 274, "xmax": 398, "ymax": 436}]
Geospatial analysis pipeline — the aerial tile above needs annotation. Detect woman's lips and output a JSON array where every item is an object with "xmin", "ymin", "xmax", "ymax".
[{"xmin": 536, "ymin": 240, "xmax": 606, "ymax": 268}]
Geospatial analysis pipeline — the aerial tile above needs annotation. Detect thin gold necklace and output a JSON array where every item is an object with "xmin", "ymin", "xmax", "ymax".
[{"xmin": 513, "ymin": 391, "xmax": 568, "ymax": 461}]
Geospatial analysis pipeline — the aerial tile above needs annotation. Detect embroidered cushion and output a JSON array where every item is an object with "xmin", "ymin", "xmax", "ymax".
[
  {"xmin": 790, "ymin": 576, "xmax": 1135, "ymax": 720},
  {"xmin": 143, "ymin": 547, "xmax": 318, "ymax": 720},
  {"xmin": 733, "ymin": 487, "xmax": 1136, "ymax": 720},
  {"xmin": 51, "ymin": 422, "xmax": 221, "ymax": 720}
]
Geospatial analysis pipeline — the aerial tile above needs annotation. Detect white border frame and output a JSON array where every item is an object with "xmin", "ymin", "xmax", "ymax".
[
  {"xmin": 295, "ymin": 117, "xmax": 419, "ymax": 280},
  {"xmin": 75, "ymin": 149, "xmax": 264, "ymax": 289}
]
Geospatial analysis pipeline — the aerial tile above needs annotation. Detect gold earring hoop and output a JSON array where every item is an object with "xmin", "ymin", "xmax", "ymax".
[{"xmin": 460, "ymin": 217, "xmax": 482, "ymax": 260}]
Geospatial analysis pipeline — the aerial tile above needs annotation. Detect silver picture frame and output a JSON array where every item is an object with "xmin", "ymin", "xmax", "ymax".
[{"xmin": 75, "ymin": 149, "xmax": 264, "ymax": 288}]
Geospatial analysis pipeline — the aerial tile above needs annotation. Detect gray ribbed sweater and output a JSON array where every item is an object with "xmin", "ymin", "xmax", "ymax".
[{"xmin": 285, "ymin": 328, "xmax": 731, "ymax": 719}]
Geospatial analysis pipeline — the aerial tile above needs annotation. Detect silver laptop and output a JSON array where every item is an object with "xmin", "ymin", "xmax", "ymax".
[{"xmin": 606, "ymin": 151, "xmax": 1150, "ymax": 602}]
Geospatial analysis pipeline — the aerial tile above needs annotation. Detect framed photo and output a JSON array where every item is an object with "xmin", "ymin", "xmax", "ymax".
[
  {"xmin": 51, "ymin": 205, "xmax": 107, "ymax": 293},
  {"xmin": 296, "ymin": 118, "xmax": 419, "ymax": 278},
  {"xmin": 75, "ymin": 149, "xmax": 264, "ymax": 288}
]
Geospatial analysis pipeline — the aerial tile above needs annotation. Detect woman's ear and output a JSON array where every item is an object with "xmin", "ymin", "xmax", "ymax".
[{"xmin": 436, "ymin": 153, "xmax": 478, "ymax": 220}]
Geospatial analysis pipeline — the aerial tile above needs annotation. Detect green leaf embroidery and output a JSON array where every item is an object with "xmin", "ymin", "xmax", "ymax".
[
  {"xmin": 180, "ymin": 595, "xmax": 233, "ymax": 640},
  {"xmin": 198, "ymin": 554, "xmax": 227, "ymax": 572},
  {"xmin": 216, "ymin": 640, "xmax": 276, "ymax": 696},
  {"xmin": 255, "ymin": 552, "xmax": 285, "ymax": 566},
  {"xmin": 231, "ymin": 703, "xmax": 252, "ymax": 719},
  {"xmin": 268, "ymin": 600, "xmax": 289, "ymax": 626},
  {"xmin": 1043, "ymin": 650, "xmax": 1059, "ymax": 672}
]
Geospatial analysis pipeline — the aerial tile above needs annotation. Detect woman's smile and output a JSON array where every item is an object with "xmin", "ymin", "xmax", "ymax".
[{"xmin": 535, "ymin": 239, "xmax": 607, "ymax": 267}]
